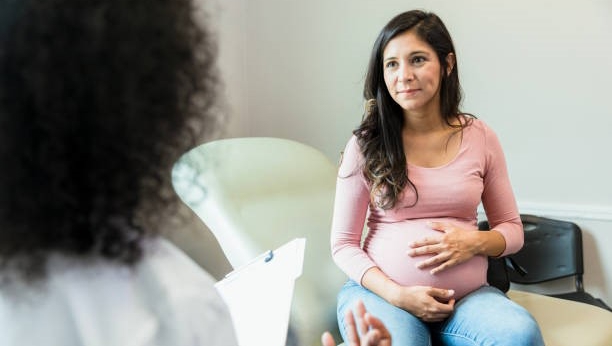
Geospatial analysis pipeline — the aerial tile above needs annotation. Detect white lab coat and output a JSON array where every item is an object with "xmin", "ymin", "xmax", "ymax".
[{"xmin": 0, "ymin": 237, "xmax": 238, "ymax": 346}]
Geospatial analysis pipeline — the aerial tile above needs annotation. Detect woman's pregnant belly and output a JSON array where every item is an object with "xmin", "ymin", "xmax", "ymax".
[{"xmin": 364, "ymin": 219, "xmax": 487, "ymax": 299}]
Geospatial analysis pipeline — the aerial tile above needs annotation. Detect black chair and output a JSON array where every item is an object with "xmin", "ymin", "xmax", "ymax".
[{"xmin": 479, "ymin": 214, "xmax": 611, "ymax": 311}]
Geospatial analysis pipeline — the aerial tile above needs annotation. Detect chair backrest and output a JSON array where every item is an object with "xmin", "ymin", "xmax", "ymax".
[
  {"xmin": 172, "ymin": 137, "xmax": 346, "ymax": 346},
  {"xmin": 509, "ymin": 214, "xmax": 584, "ymax": 286}
]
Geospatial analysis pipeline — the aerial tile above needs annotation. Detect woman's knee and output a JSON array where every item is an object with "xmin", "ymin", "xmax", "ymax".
[
  {"xmin": 502, "ymin": 309, "xmax": 544, "ymax": 346},
  {"xmin": 441, "ymin": 286, "xmax": 544, "ymax": 346},
  {"xmin": 492, "ymin": 293, "xmax": 543, "ymax": 345}
]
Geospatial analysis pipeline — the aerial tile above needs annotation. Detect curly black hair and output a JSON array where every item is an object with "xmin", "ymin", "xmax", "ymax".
[{"xmin": 0, "ymin": 0, "xmax": 220, "ymax": 282}]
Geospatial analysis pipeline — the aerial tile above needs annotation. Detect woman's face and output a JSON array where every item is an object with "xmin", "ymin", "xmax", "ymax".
[{"xmin": 382, "ymin": 30, "xmax": 450, "ymax": 117}]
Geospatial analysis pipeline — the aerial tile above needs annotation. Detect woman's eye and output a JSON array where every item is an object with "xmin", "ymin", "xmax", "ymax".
[
  {"xmin": 411, "ymin": 56, "xmax": 426, "ymax": 64},
  {"xmin": 385, "ymin": 61, "xmax": 398, "ymax": 69}
]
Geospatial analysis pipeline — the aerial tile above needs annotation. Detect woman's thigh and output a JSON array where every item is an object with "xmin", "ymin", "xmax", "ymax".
[
  {"xmin": 432, "ymin": 286, "xmax": 544, "ymax": 346},
  {"xmin": 337, "ymin": 280, "xmax": 431, "ymax": 346}
]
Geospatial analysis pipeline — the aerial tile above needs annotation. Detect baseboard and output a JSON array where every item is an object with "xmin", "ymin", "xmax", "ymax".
[{"xmin": 478, "ymin": 202, "xmax": 612, "ymax": 222}]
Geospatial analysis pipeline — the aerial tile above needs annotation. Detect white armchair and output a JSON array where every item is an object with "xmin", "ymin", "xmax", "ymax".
[{"xmin": 172, "ymin": 137, "xmax": 346, "ymax": 346}]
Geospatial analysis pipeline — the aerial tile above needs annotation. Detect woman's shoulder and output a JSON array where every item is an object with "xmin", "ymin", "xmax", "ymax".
[
  {"xmin": 36, "ymin": 237, "xmax": 222, "ymax": 312},
  {"xmin": 338, "ymin": 134, "xmax": 365, "ymax": 176},
  {"xmin": 38, "ymin": 237, "xmax": 217, "ymax": 290},
  {"xmin": 140, "ymin": 237, "xmax": 220, "ymax": 294},
  {"xmin": 463, "ymin": 115, "xmax": 499, "ymax": 143},
  {"xmin": 137, "ymin": 237, "xmax": 238, "ymax": 345},
  {"xmin": 344, "ymin": 134, "xmax": 360, "ymax": 150},
  {"xmin": 463, "ymin": 114, "xmax": 488, "ymax": 131}
]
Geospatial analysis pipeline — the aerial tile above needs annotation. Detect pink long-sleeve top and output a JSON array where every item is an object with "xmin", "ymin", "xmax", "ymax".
[{"xmin": 330, "ymin": 118, "xmax": 522, "ymax": 299}]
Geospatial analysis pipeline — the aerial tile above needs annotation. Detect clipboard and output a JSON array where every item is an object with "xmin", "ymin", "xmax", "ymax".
[{"xmin": 215, "ymin": 238, "xmax": 306, "ymax": 346}]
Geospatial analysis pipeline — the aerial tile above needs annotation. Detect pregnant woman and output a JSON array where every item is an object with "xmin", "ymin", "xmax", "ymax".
[{"xmin": 330, "ymin": 10, "xmax": 544, "ymax": 346}]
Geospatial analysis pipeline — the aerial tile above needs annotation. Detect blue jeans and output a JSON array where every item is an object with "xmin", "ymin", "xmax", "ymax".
[{"xmin": 337, "ymin": 280, "xmax": 544, "ymax": 346}]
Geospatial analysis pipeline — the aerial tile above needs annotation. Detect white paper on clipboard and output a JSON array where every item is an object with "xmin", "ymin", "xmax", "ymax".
[{"xmin": 215, "ymin": 238, "xmax": 306, "ymax": 346}]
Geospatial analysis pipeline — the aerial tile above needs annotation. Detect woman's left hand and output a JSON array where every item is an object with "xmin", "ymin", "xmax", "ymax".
[{"xmin": 407, "ymin": 222, "xmax": 481, "ymax": 274}]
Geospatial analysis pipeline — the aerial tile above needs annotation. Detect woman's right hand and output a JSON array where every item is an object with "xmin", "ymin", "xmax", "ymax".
[
  {"xmin": 362, "ymin": 267, "xmax": 455, "ymax": 322},
  {"xmin": 390, "ymin": 285, "xmax": 455, "ymax": 322}
]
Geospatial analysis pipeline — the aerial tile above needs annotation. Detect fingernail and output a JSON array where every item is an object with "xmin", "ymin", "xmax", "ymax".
[{"xmin": 448, "ymin": 289, "xmax": 455, "ymax": 296}]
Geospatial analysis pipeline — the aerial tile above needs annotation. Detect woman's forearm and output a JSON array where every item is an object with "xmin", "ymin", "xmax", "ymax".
[
  {"xmin": 361, "ymin": 266, "xmax": 401, "ymax": 305},
  {"xmin": 478, "ymin": 228, "xmax": 507, "ymax": 257}
]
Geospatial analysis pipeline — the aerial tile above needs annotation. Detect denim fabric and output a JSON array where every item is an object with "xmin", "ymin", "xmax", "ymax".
[{"xmin": 337, "ymin": 281, "xmax": 544, "ymax": 346}]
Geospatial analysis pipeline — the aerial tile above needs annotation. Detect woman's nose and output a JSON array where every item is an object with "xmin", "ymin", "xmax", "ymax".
[{"xmin": 398, "ymin": 64, "xmax": 414, "ymax": 83}]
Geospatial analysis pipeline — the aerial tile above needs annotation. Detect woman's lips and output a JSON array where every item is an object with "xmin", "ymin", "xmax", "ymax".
[{"xmin": 398, "ymin": 89, "xmax": 419, "ymax": 96}]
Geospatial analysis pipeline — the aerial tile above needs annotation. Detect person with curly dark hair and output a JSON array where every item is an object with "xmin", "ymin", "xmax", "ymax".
[
  {"xmin": 0, "ymin": 0, "xmax": 237, "ymax": 345},
  {"xmin": 330, "ymin": 10, "xmax": 544, "ymax": 346}
]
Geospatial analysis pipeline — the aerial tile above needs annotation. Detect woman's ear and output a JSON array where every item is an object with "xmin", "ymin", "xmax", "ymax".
[{"xmin": 445, "ymin": 53, "xmax": 456, "ymax": 76}]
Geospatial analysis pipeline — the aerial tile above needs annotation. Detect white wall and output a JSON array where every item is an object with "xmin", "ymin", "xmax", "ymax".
[
  {"xmin": 215, "ymin": 0, "xmax": 612, "ymax": 305},
  {"xmin": 203, "ymin": 0, "xmax": 249, "ymax": 137}
]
